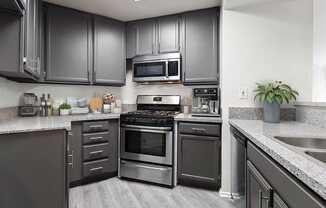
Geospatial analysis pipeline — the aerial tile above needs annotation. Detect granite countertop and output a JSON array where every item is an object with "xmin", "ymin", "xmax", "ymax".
[
  {"xmin": 0, "ymin": 114, "xmax": 121, "ymax": 135},
  {"xmin": 174, "ymin": 113, "xmax": 222, "ymax": 123},
  {"xmin": 229, "ymin": 119, "xmax": 326, "ymax": 200}
]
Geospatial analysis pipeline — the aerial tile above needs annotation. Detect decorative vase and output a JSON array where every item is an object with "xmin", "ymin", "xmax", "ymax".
[
  {"xmin": 60, "ymin": 109, "xmax": 70, "ymax": 116},
  {"xmin": 263, "ymin": 100, "xmax": 280, "ymax": 123}
]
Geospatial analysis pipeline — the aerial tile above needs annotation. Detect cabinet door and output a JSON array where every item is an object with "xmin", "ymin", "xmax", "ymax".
[
  {"xmin": 182, "ymin": 8, "xmax": 219, "ymax": 84},
  {"xmin": 126, "ymin": 21, "xmax": 136, "ymax": 59},
  {"xmin": 0, "ymin": 130, "xmax": 67, "ymax": 208},
  {"xmin": 178, "ymin": 134, "xmax": 220, "ymax": 186},
  {"xmin": 247, "ymin": 161, "xmax": 273, "ymax": 208},
  {"xmin": 157, "ymin": 15, "xmax": 180, "ymax": 53},
  {"xmin": 273, "ymin": 193, "xmax": 288, "ymax": 208},
  {"xmin": 68, "ymin": 123, "xmax": 83, "ymax": 183},
  {"xmin": 93, "ymin": 16, "xmax": 126, "ymax": 85},
  {"xmin": 136, "ymin": 19, "xmax": 155, "ymax": 55},
  {"xmin": 24, "ymin": 0, "xmax": 41, "ymax": 78},
  {"xmin": 45, "ymin": 4, "xmax": 91, "ymax": 83}
]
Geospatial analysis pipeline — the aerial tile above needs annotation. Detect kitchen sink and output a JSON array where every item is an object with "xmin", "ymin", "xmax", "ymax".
[
  {"xmin": 305, "ymin": 151, "xmax": 326, "ymax": 164},
  {"xmin": 273, "ymin": 136, "xmax": 326, "ymax": 149}
]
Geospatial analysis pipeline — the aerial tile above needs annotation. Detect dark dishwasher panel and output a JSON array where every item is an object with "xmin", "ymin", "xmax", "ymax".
[{"xmin": 230, "ymin": 125, "xmax": 247, "ymax": 208}]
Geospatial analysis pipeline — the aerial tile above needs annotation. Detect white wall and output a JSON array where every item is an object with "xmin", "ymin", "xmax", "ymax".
[
  {"xmin": 0, "ymin": 68, "xmax": 215, "ymax": 108},
  {"xmin": 312, "ymin": 0, "xmax": 326, "ymax": 101},
  {"xmin": 220, "ymin": 0, "xmax": 313, "ymax": 195}
]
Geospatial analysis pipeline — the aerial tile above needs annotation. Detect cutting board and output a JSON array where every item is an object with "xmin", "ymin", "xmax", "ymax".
[{"xmin": 90, "ymin": 91, "xmax": 102, "ymax": 110}]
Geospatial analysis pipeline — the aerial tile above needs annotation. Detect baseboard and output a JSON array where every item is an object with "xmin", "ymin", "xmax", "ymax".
[{"xmin": 219, "ymin": 190, "xmax": 232, "ymax": 198}]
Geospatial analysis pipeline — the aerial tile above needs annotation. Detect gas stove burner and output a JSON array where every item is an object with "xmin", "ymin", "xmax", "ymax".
[{"xmin": 127, "ymin": 110, "xmax": 180, "ymax": 117}]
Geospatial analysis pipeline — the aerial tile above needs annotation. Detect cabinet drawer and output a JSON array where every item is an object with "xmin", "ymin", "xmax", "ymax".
[
  {"xmin": 83, "ymin": 143, "xmax": 109, "ymax": 161},
  {"xmin": 83, "ymin": 159, "xmax": 109, "ymax": 177},
  {"xmin": 83, "ymin": 132, "xmax": 109, "ymax": 144},
  {"xmin": 179, "ymin": 123, "xmax": 220, "ymax": 137},
  {"xmin": 83, "ymin": 121, "xmax": 109, "ymax": 133}
]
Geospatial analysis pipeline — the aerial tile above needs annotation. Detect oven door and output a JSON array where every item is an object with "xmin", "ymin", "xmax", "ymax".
[
  {"xmin": 133, "ymin": 61, "xmax": 168, "ymax": 82},
  {"xmin": 120, "ymin": 125, "xmax": 173, "ymax": 165}
]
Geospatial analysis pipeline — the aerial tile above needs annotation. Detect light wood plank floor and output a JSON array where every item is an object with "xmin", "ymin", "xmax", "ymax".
[{"xmin": 69, "ymin": 177, "xmax": 235, "ymax": 208}]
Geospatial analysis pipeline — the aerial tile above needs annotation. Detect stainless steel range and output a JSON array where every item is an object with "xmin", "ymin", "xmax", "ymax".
[{"xmin": 119, "ymin": 95, "xmax": 180, "ymax": 187}]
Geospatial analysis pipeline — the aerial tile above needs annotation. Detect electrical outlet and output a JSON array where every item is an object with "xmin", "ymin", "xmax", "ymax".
[{"xmin": 239, "ymin": 87, "xmax": 248, "ymax": 99}]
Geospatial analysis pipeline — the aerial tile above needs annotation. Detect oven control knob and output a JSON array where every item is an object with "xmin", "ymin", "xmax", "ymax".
[
  {"xmin": 161, "ymin": 119, "xmax": 167, "ymax": 125},
  {"xmin": 132, "ymin": 118, "xmax": 137, "ymax": 123}
]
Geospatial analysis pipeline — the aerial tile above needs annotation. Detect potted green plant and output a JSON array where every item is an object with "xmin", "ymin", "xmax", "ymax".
[
  {"xmin": 59, "ymin": 103, "xmax": 71, "ymax": 116},
  {"xmin": 253, "ymin": 81, "xmax": 299, "ymax": 123}
]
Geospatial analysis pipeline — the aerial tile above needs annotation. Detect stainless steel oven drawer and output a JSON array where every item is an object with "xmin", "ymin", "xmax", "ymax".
[
  {"xmin": 179, "ymin": 122, "xmax": 220, "ymax": 137},
  {"xmin": 120, "ymin": 160, "xmax": 172, "ymax": 186},
  {"xmin": 83, "ymin": 132, "xmax": 109, "ymax": 144},
  {"xmin": 83, "ymin": 159, "xmax": 109, "ymax": 177},
  {"xmin": 83, "ymin": 143, "xmax": 109, "ymax": 161},
  {"xmin": 83, "ymin": 121, "xmax": 109, "ymax": 133}
]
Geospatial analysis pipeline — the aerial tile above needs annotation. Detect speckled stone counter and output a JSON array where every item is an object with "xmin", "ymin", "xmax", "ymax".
[
  {"xmin": 0, "ymin": 114, "xmax": 120, "ymax": 135},
  {"xmin": 174, "ymin": 113, "xmax": 222, "ymax": 123},
  {"xmin": 229, "ymin": 119, "xmax": 326, "ymax": 200}
]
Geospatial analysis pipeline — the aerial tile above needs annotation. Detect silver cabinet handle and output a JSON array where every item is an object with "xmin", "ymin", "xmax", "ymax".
[
  {"xmin": 259, "ymin": 189, "xmax": 273, "ymax": 208},
  {"xmin": 90, "ymin": 166, "xmax": 103, "ymax": 172},
  {"xmin": 89, "ymin": 136, "xmax": 103, "ymax": 141},
  {"xmin": 90, "ymin": 125, "xmax": 103, "ymax": 129},
  {"xmin": 192, "ymin": 128, "xmax": 206, "ymax": 132},
  {"xmin": 90, "ymin": 150, "xmax": 103, "ymax": 155}
]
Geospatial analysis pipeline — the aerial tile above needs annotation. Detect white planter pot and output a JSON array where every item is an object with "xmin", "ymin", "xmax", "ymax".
[{"xmin": 60, "ymin": 109, "xmax": 70, "ymax": 116}]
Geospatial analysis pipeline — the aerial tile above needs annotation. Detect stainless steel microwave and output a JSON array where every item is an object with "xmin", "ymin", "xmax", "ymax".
[{"xmin": 132, "ymin": 53, "xmax": 181, "ymax": 82}]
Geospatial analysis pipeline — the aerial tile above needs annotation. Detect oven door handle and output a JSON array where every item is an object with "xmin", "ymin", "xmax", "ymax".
[
  {"xmin": 121, "ymin": 160, "xmax": 171, "ymax": 171},
  {"xmin": 121, "ymin": 124, "xmax": 172, "ymax": 131}
]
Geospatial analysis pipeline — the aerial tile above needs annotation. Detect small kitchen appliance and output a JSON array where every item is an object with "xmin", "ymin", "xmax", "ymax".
[
  {"xmin": 192, "ymin": 88, "xmax": 220, "ymax": 117},
  {"xmin": 119, "ymin": 95, "xmax": 181, "ymax": 186},
  {"xmin": 132, "ymin": 53, "xmax": 181, "ymax": 83},
  {"xmin": 20, "ymin": 93, "xmax": 38, "ymax": 116}
]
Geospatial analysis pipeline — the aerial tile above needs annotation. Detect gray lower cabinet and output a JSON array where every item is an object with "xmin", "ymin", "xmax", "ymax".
[
  {"xmin": 69, "ymin": 119, "xmax": 118, "ymax": 185},
  {"xmin": 135, "ymin": 19, "xmax": 155, "ymax": 55},
  {"xmin": 247, "ymin": 160, "xmax": 274, "ymax": 208},
  {"xmin": 181, "ymin": 8, "xmax": 219, "ymax": 85},
  {"xmin": 0, "ymin": 130, "xmax": 68, "ymax": 208},
  {"xmin": 45, "ymin": 3, "xmax": 92, "ymax": 83},
  {"xmin": 93, "ymin": 15, "xmax": 126, "ymax": 85},
  {"xmin": 157, "ymin": 15, "xmax": 180, "ymax": 53},
  {"xmin": 247, "ymin": 141, "xmax": 326, "ymax": 208},
  {"xmin": 178, "ymin": 122, "xmax": 221, "ymax": 189}
]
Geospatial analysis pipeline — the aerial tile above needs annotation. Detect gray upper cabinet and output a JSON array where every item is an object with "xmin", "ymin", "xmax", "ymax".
[
  {"xmin": 93, "ymin": 16, "xmax": 126, "ymax": 85},
  {"xmin": 24, "ymin": 0, "xmax": 41, "ymax": 78},
  {"xmin": 182, "ymin": 8, "xmax": 219, "ymax": 85},
  {"xmin": 45, "ymin": 4, "xmax": 92, "ymax": 83},
  {"xmin": 126, "ymin": 21, "xmax": 136, "ymax": 59},
  {"xmin": 157, "ymin": 15, "xmax": 180, "ymax": 53},
  {"xmin": 0, "ymin": 0, "xmax": 41, "ymax": 81},
  {"xmin": 136, "ymin": 19, "xmax": 155, "ymax": 56}
]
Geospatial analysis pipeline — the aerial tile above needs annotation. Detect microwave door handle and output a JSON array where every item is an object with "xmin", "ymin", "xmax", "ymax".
[{"xmin": 166, "ymin": 61, "xmax": 169, "ymax": 78}]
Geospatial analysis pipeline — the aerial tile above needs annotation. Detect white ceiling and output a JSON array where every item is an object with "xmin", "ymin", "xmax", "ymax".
[{"xmin": 44, "ymin": 0, "xmax": 221, "ymax": 21}]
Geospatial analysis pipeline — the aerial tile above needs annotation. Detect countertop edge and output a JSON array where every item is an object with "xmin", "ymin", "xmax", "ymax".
[{"xmin": 229, "ymin": 119, "xmax": 326, "ymax": 200}]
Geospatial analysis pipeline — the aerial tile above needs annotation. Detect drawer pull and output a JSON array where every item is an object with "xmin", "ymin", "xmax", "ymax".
[
  {"xmin": 90, "ymin": 166, "xmax": 103, "ymax": 172},
  {"xmin": 192, "ymin": 128, "xmax": 206, "ymax": 132},
  {"xmin": 89, "ymin": 136, "xmax": 103, "ymax": 141},
  {"xmin": 90, "ymin": 150, "xmax": 104, "ymax": 155},
  {"xmin": 90, "ymin": 125, "xmax": 103, "ymax": 129}
]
